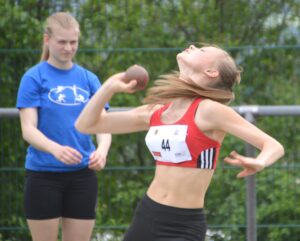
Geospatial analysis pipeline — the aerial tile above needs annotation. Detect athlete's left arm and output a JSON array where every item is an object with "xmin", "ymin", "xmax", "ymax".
[{"xmin": 199, "ymin": 100, "xmax": 285, "ymax": 177}]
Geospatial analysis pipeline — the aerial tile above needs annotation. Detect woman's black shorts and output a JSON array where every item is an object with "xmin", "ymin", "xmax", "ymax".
[
  {"xmin": 123, "ymin": 194, "xmax": 207, "ymax": 241},
  {"xmin": 24, "ymin": 168, "xmax": 98, "ymax": 220}
]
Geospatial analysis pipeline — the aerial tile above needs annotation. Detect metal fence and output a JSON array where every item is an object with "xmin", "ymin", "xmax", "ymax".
[{"xmin": 1, "ymin": 106, "xmax": 300, "ymax": 241}]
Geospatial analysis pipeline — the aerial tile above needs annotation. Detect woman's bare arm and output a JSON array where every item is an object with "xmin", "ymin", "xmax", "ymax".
[
  {"xmin": 197, "ymin": 100, "xmax": 285, "ymax": 177},
  {"xmin": 76, "ymin": 73, "xmax": 156, "ymax": 134}
]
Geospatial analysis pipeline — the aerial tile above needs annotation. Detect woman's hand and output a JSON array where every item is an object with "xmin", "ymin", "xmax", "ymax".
[
  {"xmin": 104, "ymin": 72, "xmax": 140, "ymax": 93},
  {"xmin": 88, "ymin": 150, "xmax": 107, "ymax": 171},
  {"xmin": 52, "ymin": 145, "xmax": 82, "ymax": 165},
  {"xmin": 224, "ymin": 151, "xmax": 265, "ymax": 178}
]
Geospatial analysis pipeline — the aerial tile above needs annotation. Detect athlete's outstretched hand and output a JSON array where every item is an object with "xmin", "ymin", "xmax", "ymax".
[{"xmin": 224, "ymin": 151, "xmax": 265, "ymax": 178}]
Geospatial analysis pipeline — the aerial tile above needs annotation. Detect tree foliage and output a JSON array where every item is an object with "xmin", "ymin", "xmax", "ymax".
[{"xmin": 0, "ymin": 0, "xmax": 300, "ymax": 240}]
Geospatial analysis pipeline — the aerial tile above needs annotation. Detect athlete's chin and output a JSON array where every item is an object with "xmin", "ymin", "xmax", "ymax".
[
  {"xmin": 176, "ymin": 53, "xmax": 185, "ymax": 65},
  {"xmin": 176, "ymin": 52, "xmax": 184, "ymax": 60}
]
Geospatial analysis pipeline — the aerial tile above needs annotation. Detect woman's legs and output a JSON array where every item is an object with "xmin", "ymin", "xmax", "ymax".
[
  {"xmin": 24, "ymin": 170, "xmax": 62, "ymax": 241},
  {"xmin": 61, "ymin": 218, "xmax": 95, "ymax": 241},
  {"xmin": 27, "ymin": 218, "xmax": 95, "ymax": 241},
  {"xmin": 27, "ymin": 218, "xmax": 60, "ymax": 241},
  {"xmin": 61, "ymin": 169, "xmax": 98, "ymax": 241},
  {"xmin": 24, "ymin": 169, "xmax": 98, "ymax": 241}
]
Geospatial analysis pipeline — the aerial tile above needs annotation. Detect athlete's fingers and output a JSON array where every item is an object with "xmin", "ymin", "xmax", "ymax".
[
  {"xmin": 236, "ymin": 168, "xmax": 257, "ymax": 178},
  {"xmin": 228, "ymin": 150, "xmax": 246, "ymax": 160},
  {"xmin": 224, "ymin": 156, "xmax": 243, "ymax": 166}
]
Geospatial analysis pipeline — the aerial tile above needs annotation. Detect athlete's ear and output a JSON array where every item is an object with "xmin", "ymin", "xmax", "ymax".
[{"xmin": 204, "ymin": 69, "xmax": 219, "ymax": 78}]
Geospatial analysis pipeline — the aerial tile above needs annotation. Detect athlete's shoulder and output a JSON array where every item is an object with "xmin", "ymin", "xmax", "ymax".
[
  {"xmin": 131, "ymin": 104, "xmax": 163, "ymax": 124},
  {"xmin": 198, "ymin": 98, "xmax": 230, "ymax": 110},
  {"xmin": 132, "ymin": 104, "xmax": 162, "ymax": 115},
  {"xmin": 197, "ymin": 98, "xmax": 233, "ymax": 121}
]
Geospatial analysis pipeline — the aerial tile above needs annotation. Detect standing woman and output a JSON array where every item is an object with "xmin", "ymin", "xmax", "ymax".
[
  {"xmin": 16, "ymin": 12, "xmax": 111, "ymax": 241},
  {"xmin": 75, "ymin": 44, "xmax": 284, "ymax": 241}
]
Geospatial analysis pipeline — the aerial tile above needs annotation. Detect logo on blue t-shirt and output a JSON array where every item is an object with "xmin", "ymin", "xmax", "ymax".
[{"xmin": 48, "ymin": 85, "xmax": 89, "ymax": 106}]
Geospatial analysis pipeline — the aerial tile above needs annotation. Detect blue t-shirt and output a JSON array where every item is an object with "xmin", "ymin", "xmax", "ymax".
[{"xmin": 16, "ymin": 61, "xmax": 109, "ymax": 172}]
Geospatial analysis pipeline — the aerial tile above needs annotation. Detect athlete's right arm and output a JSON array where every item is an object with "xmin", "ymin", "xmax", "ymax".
[
  {"xmin": 19, "ymin": 108, "xmax": 82, "ymax": 164},
  {"xmin": 76, "ymin": 72, "xmax": 156, "ymax": 134}
]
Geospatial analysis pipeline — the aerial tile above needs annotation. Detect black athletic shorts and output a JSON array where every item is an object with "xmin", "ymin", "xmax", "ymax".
[
  {"xmin": 123, "ymin": 194, "xmax": 207, "ymax": 241},
  {"xmin": 24, "ymin": 168, "xmax": 98, "ymax": 220}
]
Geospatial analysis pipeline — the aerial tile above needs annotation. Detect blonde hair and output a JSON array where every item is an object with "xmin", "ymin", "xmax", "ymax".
[
  {"xmin": 40, "ymin": 12, "xmax": 80, "ymax": 61},
  {"xmin": 143, "ymin": 47, "xmax": 242, "ymax": 105}
]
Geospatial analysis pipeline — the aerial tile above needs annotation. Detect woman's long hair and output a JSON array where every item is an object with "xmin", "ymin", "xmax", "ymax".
[
  {"xmin": 143, "ymin": 48, "xmax": 242, "ymax": 105},
  {"xmin": 40, "ymin": 12, "xmax": 80, "ymax": 61}
]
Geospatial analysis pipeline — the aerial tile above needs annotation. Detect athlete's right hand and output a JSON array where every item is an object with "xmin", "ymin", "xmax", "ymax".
[
  {"xmin": 104, "ymin": 72, "xmax": 139, "ymax": 93},
  {"xmin": 52, "ymin": 145, "xmax": 82, "ymax": 164}
]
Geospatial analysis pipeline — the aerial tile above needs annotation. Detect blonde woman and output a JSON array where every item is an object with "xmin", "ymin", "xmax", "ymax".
[
  {"xmin": 16, "ymin": 12, "xmax": 111, "ymax": 241},
  {"xmin": 76, "ymin": 44, "xmax": 284, "ymax": 241}
]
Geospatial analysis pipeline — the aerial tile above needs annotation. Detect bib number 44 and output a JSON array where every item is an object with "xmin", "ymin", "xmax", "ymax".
[{"xmin": 161, "ymin": 139, "xmax": 171, "ymax": 151}]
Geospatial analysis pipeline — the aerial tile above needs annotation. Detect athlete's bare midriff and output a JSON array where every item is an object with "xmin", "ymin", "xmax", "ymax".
[{"xmin": 147, "ymin": 165, "xmax": 214, "ymax": 208}]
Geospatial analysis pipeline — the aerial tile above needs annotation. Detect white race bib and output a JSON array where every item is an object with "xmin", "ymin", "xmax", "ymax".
[{"xmin": 145, "ymin": 125, "xmax": 192, "ymax": 163}]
